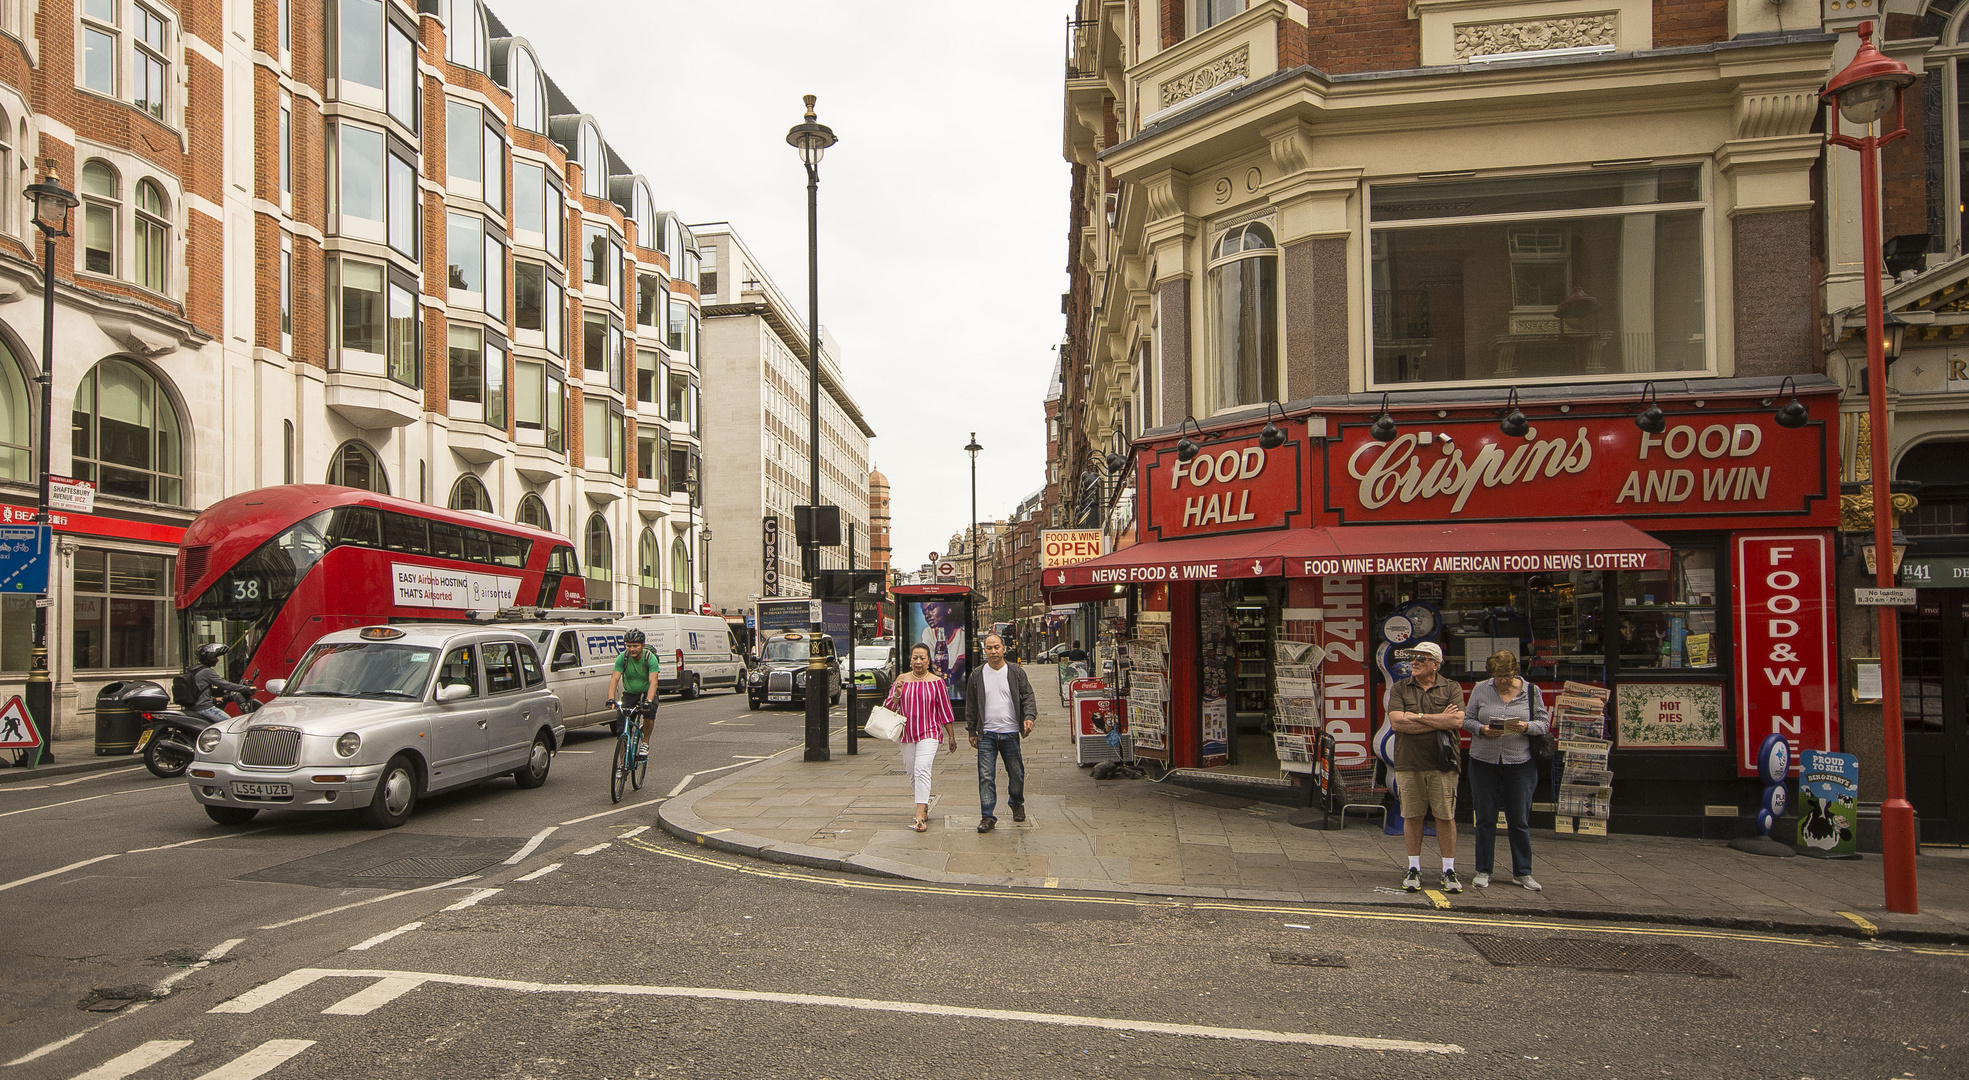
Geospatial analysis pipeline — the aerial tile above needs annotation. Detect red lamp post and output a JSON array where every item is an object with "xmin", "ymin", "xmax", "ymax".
[{"xmin": 1821, "ymin": 21, "xmax": 1920, "ymax": 914}]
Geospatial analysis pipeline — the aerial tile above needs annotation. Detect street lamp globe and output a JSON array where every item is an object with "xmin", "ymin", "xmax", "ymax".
[
  {"xmin": 786, "ymin": 94, "xmax": 838, "ymax": 167},
  {"xmin": 1822, "ymin": 21, "xmax": 1915, "ymax": 126},
  {"xmin": 22, "ymin": 166, "xmax": 78, "ymax": 237}
]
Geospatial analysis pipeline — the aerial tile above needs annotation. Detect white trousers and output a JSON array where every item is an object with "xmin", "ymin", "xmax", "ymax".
[{"xmin": 899, "ymin": 737, "xmax": 940, "ymax": 805}]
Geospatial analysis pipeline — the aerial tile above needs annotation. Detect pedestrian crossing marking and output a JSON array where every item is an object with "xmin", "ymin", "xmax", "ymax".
[
  {"xmin": 66, "ymin": 1040, "xmax": 313, "ymax": 1080},
  {"xmin": 69, "ymin": 1040, "xmax": 189, "ymax": 1080},
  {"xmin": 322, "ymin": 976, "xmax": 426, "ymax": 1016}
]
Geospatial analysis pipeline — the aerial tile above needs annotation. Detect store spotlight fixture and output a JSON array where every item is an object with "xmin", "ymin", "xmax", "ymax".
[
  {"xmin": 1368, "ymin": 394, "xmax": 1398, "ymax": 442},
  {"xmin": 1764, "ymin": 376, "xmax": 1810, "ymax": 429},
  {"xmin": 1498, "ymin": 388, "xmax": 1530, "ymax": 438},
  {"xmin": 1103, "ymin": 423, "xmax": 1130, "ymax": 474},
  {"xmin": 1633, "ymin": 382, "xmax": 1666, "ymax": 434},
  {"xmin": 1174, "ymin": 415, "xmax": 1206, "ymax": 461},
  {"xmin": 1257, "ymin": 401, "xmax": 1288, "ymax": 450}
]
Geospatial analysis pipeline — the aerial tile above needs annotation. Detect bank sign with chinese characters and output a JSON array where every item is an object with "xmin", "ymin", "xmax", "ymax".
[{"xmin": 1320, "ymin": 400, "xmax": 1836, "ymax": 529}]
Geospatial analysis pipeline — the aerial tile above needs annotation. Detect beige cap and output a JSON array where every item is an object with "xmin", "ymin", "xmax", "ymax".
[{"xmin": 1398, "ymin": 641, "xmax": 1444, "ymax": 662}]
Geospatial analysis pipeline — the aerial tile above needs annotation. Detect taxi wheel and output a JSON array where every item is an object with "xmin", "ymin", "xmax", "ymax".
[
  {"xmin": 748, "ymin": 696, "xmax": 760, "ymax": 711},
  {"xmin": 513, "ymin": 732, "xmax": 553, "ymax": 789},
  {"xmin": 205, "ymin": 805, "xmax": 258, "ymax": 825},
  {"xmin": 362, "ymin": 754, "xmax": 419, "ymax": 829}
]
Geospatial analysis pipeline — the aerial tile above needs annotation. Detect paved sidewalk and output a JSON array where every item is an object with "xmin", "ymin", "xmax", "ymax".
[
  {"xmin": 0, "ymin": 736, "xmax": 137, "ymax": 784},
  {"xmin": 661, "ymin": 666, "xmax": 1969, "ymax": 944}
]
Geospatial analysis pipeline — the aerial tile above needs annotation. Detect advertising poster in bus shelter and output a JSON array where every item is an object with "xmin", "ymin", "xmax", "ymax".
[{"xmin": 901, "ymin": 596, "xmax": 970, "ymax": 703}]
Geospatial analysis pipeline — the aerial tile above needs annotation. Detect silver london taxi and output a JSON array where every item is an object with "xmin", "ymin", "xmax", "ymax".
[{"xmin": 187, "ymin": 624, "xmax": 565, "ymax": 828}]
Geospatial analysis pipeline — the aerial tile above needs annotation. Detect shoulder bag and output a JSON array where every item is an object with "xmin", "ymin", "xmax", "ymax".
[
  {"xmin": 1528, "ymin": 685, "xmax": 1555, "ymax": 762},
  {"xmin": 864, "ymin": 704, "xmax": 906, "ymax": 742}
]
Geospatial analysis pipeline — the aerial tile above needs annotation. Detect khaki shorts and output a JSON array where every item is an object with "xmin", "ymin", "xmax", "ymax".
[{"xmin": 1395, "ymin": 769, "xmax": 1458, "ymax": 821}]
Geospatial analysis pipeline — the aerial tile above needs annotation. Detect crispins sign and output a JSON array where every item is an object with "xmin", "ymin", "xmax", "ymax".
[
  {"xmin": 1041, "ymin": 529, "xmax": 1104, "ymax": 569},
  {"xmin": 1732, "ymin": 534, "xmax": 1837, "ymax": 777}
]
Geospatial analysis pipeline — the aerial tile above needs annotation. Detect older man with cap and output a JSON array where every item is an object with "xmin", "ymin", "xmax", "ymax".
[{"xmin": 1386, "ymin": 640, "xmax": 1466, "ymax": 893}]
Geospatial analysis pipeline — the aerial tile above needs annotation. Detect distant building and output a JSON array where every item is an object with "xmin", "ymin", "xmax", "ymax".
[{"xmin": 868, "ymin": 467, "xmax": 892, "ymax": 572}]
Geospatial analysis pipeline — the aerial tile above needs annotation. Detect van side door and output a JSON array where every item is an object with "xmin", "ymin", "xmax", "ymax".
[{"xmin": 547, "ymin": 630, "xmax": 595, "ymax": 725}]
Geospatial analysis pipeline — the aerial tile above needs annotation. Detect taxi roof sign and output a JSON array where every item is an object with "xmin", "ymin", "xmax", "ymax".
[{"xmin": 359, "ymin": 626, "xmax": 407, "ymax": 640}]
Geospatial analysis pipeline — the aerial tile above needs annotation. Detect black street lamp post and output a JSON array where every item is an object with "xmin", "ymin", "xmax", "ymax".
[
  {"xmin": 965, "ymin": 433, "xmax": 982, "ymax": 600},
  {"xmin": 788, "ymin": 95, "xmax": 837, "ymax": 762},
  {"xmin": 20, "ymin": 162, "xmax": 78, "ymax": 767}
]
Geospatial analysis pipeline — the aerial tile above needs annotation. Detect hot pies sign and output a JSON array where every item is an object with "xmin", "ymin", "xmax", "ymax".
[{"xmin": 1143, "ymin": 435, "xmax": 1302, "ymax": 540}]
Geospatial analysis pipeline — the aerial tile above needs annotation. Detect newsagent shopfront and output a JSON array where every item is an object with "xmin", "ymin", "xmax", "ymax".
[{"xmin": 1046, "ymin": 384, "xmax": 1843, "ymax": 836}]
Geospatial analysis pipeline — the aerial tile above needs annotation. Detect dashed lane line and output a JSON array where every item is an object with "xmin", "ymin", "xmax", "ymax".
[
  {"xmin": 574, "ymin": 843, "xmax": 610, "ymax": 856},
  {"xmin": 188, "ymin": 1039, "xmax": 315, "ymax": 1080},
  {"xmin": 502, "ymin": 827, "xmax": 558, "ymax": 865},
  {"xmin": 67, "ymin": 1039, "xmax": 190, "ymax": 1080},
  {"xmin": 256, "ymin": 876, "xmax": 481, "ymax": 931},
  {"xmin": 0, "ymin": 788, "xmax": 168, "ymax": 819},
  {"xmin": 440, "ymin": 888, "xmax": 501, "ymax": 912},
  {"xmin": 0, "ymin": 854, "xmax": 122, "ymax": 894},
  {"xmin": 1, "ymin": 828, "xmax": 279, "ymax": 894},
  {"xmin": 619, "ymin": 836, "xmax": 1969, "ymax": 958},
  {"xmin": 558, "ymin": 797, "xmax": 665, "ymax": 825},
  {"xmin": 206, "ymin": 967, "xmax": 1462, "ymax": 1054},
  {"xmin": 513, "ymin": 863, "xmax": 562, "ymax": 882},
  {"xmin": 347, "ymin": 922, "xmax": 424, "ymax": 952},
  {"xmin": 619, "ymin": 826, "xmax": 650, "ymax": 838}
]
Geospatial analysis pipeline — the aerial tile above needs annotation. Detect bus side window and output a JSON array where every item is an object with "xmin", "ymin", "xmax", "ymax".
[
  {"xmin": 439, "ymin": 646, "xmax": 479, "ymax": 696},
  {"xmin": 430, "ymin": 522, "xmax": 466, "ymax": 561},
  {"xmin": 328, "ymin": 506, "xmax": 382, "ymax": 548},
  {"xmin": 383, "ymin": 512, "xmax": 429, "ymax": 555},
  {"xmin": 491, "ymin": 535, "xmax": 530, "ymax": 568},
  {"xmin": 517, "ymin": 642, "xmax": 545, "ymax": 687},
  {"xmin": 462, "ymin": 527, "xmax": 492, "ymax": 564}
]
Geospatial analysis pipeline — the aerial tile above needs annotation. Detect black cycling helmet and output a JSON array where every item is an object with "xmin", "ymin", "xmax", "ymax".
[
  {"xmin": 622, "ymin": 629, "xmax": 646, "ymax": 645},
  {"xmin": 195, "ymin": 643, "xmax": 229, "ymax": 666}
]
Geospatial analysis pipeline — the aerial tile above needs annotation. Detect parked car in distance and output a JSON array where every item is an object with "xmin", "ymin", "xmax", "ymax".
[
  {"xmin": 851, "ymin": 644, "xmax": 898, "ymax": 697},
  {"xmin": 747, "ymin": 632, "xmax": 842, "ymax": 711},
  {"xmin": 1038, "ymin": 642, "xmax": 1074, "ymax": 662},
  {"xmin": 187, "ymin": 624, "xmax": 564, "ymax": 829},
  {"xmin": 618, "ymin": 613, "xmax": 746, "ymax": 699}
]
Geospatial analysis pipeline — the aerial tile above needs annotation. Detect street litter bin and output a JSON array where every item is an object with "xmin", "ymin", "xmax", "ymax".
[
  {"xmin": 96, "ymin": 680, "xmax": 168, "ymax": 756},
  {"xmin": 849, "ymin": 671, "xmax": 887, "ymax": 737}
]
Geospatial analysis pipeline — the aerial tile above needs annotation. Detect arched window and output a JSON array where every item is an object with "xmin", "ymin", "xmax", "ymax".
[
  {"xmin": 135, "ymin": 180, "xmax": 168, "ymax": 293},
  {"xmin": 632, "ymin": 181, "xmax": 655, "ymax": 250},
  {"xmin": 0, "ymin": 105, "xmax": 12, "ymax": 237},
  {"xmin": 670, "ymin": 536, "xmax": 690, "ymax": 596},
  {"xmin": 81, "ymin": 161, "xmax": 119, "ymax": 275},
  {"xmin": 509, "ymin": 45, "xmax": 545, "ymax": 134},
  {"xmin": 638, "ymin": 528, "xmax": 659, "ymax": 588},
  {"xmin": 448, "ymin": 474, "xmax": 493, "ymax": 512},
  {"xmin": 579, "ymin": 122, "xmax": 606, "ymax": 198},
  {"xmin": 515, "ymin": 492, "xmax": 551, "ymax": 531},
  {"xmin": 1207, "ymin": 221, "xmax": 1278, "ymax": 410},
  {"xmin": 72, "ymin": 358, "xmax": 183, "ymax": 504},
  {"xmin": 444, "ymin": 0, "xmax": 487, "ymax": 71},
  {"xmin": 326, "ymin": 440, "xmax": 389, "ymax": 493},
  {"xmin": 0, "ymin": 337, "xmax": 30, "ymax": 481},
  {"xmin": 584, "ymin": 513, "xmax": 612, "ymax": 581}
]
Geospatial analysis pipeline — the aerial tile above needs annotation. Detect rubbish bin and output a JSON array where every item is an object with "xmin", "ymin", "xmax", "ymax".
[
  {"xmin": 849, "ymin": 671, "xmax": 887, "ymax": 737},
  {"xmin": 96, "ymin": 680, "xmax": 169, "ymax": 756}
]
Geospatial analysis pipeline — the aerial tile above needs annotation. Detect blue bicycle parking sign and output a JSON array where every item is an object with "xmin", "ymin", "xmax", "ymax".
[{"xmin": 0, "ymin": 524, "xmax": 50, "ymax": 594}]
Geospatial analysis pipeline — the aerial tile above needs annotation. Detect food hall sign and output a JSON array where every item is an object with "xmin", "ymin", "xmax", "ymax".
[
  {"xmin": 1323, "ymin": 405, "xmax": 1832, "ymax": 526},
  {"xmin": 1143, "ymin": 433, "xmax": 1301, "ymax": 540}
]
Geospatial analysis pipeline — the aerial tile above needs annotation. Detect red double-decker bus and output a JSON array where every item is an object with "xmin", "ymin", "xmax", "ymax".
[{"xmin": 176, "ymin": 485, "xmax": 587, "ymax": 686}]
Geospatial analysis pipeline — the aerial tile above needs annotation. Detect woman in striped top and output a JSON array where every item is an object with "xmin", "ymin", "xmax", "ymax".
[{"xmin": 885, "ymin": 642, "xmax": 956, "ymax": 832}]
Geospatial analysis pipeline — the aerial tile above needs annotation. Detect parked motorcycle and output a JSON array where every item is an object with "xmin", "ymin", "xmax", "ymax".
[{"xmin": 114, "ymin": 681, "xmax": 261, "ymax": 778}]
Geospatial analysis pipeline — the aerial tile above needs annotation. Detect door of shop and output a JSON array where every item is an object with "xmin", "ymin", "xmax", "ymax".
[{"xmin": 1903, "ymin": 593, "xmax": 1969, "ymax": 844}]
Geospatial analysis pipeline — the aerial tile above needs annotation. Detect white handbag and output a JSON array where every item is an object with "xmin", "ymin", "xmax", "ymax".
[{"xmin": 863, "ymin": 705, "xmax": 906, "ymax": 742}]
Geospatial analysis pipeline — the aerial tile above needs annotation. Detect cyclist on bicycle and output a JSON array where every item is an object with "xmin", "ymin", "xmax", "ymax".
[{"xmin": 606, "ymin": 629, "xmax": 659, "ymax": 753}]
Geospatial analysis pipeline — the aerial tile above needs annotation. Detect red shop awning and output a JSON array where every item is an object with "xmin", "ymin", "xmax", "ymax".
[{"xmin": 1044, "ymin": 520, "xmax": 1667, "ymax": 595}]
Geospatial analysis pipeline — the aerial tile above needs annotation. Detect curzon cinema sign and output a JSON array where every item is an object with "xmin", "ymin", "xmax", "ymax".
[{"xmin": 1142, "ymin": 432, "xmax": 1302, "ymax": 540}]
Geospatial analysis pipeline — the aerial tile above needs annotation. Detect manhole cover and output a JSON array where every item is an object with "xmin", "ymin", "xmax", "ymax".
[
  {"xmin": 1269, "ymin": 951, "xmax": 1347, "ymax": 967},
  {"xmin": 1461, "ymin": 934, "xmax": 1734, "ymax": 978},
  {"xmin": 356, "ymin": 856, "xmax": 503, "ymax": 879}
]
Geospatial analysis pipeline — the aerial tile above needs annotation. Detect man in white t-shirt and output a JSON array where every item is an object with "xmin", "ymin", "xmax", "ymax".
[{"xmin": 964, "ymin": 633, "xmax": 1037, "ymax": 833}]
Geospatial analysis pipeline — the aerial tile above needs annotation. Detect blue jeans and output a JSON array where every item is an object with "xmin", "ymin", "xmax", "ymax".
[
  {"xmin": 193, "ymin": 706, "xmax": 230, "ymax": 725},
  {"xmin": 976, "ymin": 731, "xmax": 1025, "ymax": 820},
  {"xmin": 1469, "ymin": 757, "xmax": 1537, "ymax": 877}
]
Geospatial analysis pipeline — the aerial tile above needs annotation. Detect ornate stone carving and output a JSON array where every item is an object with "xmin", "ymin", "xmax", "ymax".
[
  {"xmin": 1734, "ymin": 90, "xmax": 1819, "ymax": 140},
  {"xmin": 1143, "ymin": 170, "xmax": 1191, "ymax": 221},
  {"xmin": 1840, "ymin": 487, "xmax": 1920, "ymax": 532},
  {"xmin": 1266, "ymin": 120, "xmax": 1315, "ymax": 179},
  {"xmin": 1453, "ymin": 15, "xmax": 1616, "ymax": 60},
  {"xmin": 1159, "ymin": 46, "xmax": 1249, "ymax": 110}
]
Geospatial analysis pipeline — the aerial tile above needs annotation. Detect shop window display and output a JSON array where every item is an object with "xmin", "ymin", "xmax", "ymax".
[{"xmin": 1613, "ymin": 544, "xmax": 1720, "ymax": 670}]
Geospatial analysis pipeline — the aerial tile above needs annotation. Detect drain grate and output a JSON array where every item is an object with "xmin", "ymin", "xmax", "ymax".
[
  {"xmin": 356, "ymin": 856, "xmax": 503, "ymax": 879},
  {"xmin": 1461, "ymin": 934, "xmax": 1735, "ymax": 978},
  {"xmin": 1269, "ymin": 951, "xmax": 1348, "ymax": 968}
]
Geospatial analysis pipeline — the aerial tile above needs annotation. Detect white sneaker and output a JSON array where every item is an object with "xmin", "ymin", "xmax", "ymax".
[
  {"xmin": 1472, "ymin": 872, "xmax": 1490, "ymax": 888},
  {"xmin": 1515, "ymin": 874, "xmax": 1543, "ymax": 892}
]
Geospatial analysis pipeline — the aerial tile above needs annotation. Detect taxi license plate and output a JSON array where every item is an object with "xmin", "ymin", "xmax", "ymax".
[
  {"xmin": 232, "ymin": 782, "xmax": 291, "ymax": 798},
  {"xmin": 769, "ymin": 693, "xmax": 791, "ymax": 701}
]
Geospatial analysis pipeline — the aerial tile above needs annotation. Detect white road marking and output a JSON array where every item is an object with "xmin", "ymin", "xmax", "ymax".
[
  {"xmin": 619, "ymin": 826, "xmax": 649, "ymax": 838},
  {"xmin": 321, "ymin": 976, "xmax": 427, "ymax": 1016},
  {"xmin": 208, "ymin": 967, "xmax": 1463, "ymax": 1054},
  {"xmin": 665, "ymin": 755, "xmax": 779, "ymax": 798},
  {"xmin": 0, "ymin": 854, "xmax": 121, "ymax": 893},
  {"xmin": 513, "ymin": 863, "xmax": 562, "ymax": 882},
  {"xmin": 202, "ymin": 938, "xmax": 246, "ymax": 961},
  {"xmin": 502, "ymin": 826, "xmax": 559, "ymax": 864},
  {"xmin": 440, "ymin": 888, "xmax": 502, "ymax": 911},
  {"xmin": 0, "ymin": 788, "xmax": 163, "ymax": 819},
  {"xmin": 190, "ymin": 1039, "xmax": 315, "ymax": 1080},
  {"xmin": 66, "ymin": 1039, "xmax": 191, "ymax": 1080},
  {"xmin": 255, "ymin": 875, "xmax": 480, "ymax": 931},
  {"xmin": 346, "ymin": 922, "xmax": 423, "ymax": 952},
  {"xmin": 128, "ymin": 827, "xmax": 277, "ymax": 853},
  {"xmin": 558, "ymin": 798, "xmax": 665, "ymax": 825},
  {"xmin": 52, "ymin": 766, "xmax": 149, "ymax": 786},
  {"xmin": 574, "ymin": 843, "xmax": 610, "ymax": 856}
]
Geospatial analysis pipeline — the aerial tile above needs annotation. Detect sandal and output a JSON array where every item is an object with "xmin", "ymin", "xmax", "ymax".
[{"xmin": 913, "ymin": 816, "xmax": 929, "ymax": 832}]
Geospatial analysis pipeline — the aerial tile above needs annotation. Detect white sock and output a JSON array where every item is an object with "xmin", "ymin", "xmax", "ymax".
[
  {"xmin": 1407, "ymin": 856, "xmax": 1421, "ymax": 870},
  {"xmin": 1442, "ymin": 858, "xmax": 1455, "ymax": 872}
]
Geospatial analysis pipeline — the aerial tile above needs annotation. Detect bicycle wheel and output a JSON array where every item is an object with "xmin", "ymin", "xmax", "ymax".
[
  {"xmin": 631, "ymin": 727, "xmax": 649, "ymax": 791},
  {"xmin": 610, "ymin": 725, "xmax": 632, "ymax": 803}
]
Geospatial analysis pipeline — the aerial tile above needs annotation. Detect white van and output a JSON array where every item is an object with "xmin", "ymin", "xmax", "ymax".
[
  {"xmin": 515, "ymin": 622, "xmax": 625, "ymax": 730},
  {"xmin": 618, "ymin": 613, "xmax": 745, "ymax": 699}
]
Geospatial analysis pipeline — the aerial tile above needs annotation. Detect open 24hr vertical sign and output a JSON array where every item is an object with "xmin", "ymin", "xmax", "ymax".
[{"xmin": 1732, "ymin": 534, "xmax": 1836, "ymax": 777}]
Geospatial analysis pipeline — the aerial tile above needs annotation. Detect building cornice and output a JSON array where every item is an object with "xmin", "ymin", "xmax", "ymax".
[{"xmin": 702, "ymin": 300, "xmax": 877, "ymax": 439}]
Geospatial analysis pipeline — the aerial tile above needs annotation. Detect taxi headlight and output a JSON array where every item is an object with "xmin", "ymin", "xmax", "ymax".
[
  {"xmin": 748, "ymin": 670, "xmax": 763, "ymax": 683},
  {"xmin": 197, "ymin": 727, "xmax": 222, "ymax": 754},
  {"xmin": 336, "ymin": 732, "xmax": 362, "ymax": 758},
  {"xmin": 793, "ymin": 672, "xmax": 806, "ymax": 686}
]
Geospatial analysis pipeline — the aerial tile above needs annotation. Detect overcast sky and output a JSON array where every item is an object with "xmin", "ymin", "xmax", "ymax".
[{"xmin": 491, "ymin": 0, "xmax": 1071, "ymax": 576}]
